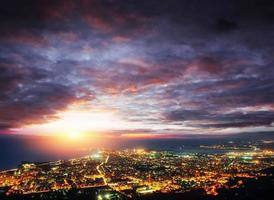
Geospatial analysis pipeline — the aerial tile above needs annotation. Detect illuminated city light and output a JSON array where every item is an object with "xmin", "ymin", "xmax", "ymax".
[{"xmin": 1, "ymin": 148, "xmax": 273, "ymax": 199}]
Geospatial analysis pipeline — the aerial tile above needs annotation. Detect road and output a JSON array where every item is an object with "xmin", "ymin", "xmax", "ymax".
[{"xmin": 96, "ymin": 155, "xmax": 109, "ymax": 185}]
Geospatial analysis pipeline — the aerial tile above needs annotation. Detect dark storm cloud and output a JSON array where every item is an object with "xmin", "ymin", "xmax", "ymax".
[
  {"xmin": 166, "ymin": 109, "xmax": 274, "ymax": 128},
  {"xmin": 1, "ymin": 0, "xmax": 274, "ymax": 134},
  {"xmin": 0, "ymin": 59, "xmax": 92, "ymax": 129},
  {"xmin": 163, "ymin": 75, "xmax": 274, "ymax": 129}
]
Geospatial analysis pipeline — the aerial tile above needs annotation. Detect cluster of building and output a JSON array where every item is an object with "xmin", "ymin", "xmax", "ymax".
[
  {"xmin": 0, "ymin": 148, "xmax": 273, "ymax": 199},
  {"xmin": 102, "ymin": 149, "xmax": 274, "ymax": 197},
  {"xmin": 0, "ymin": 154, "xmax": 105, "ymax": 196}
]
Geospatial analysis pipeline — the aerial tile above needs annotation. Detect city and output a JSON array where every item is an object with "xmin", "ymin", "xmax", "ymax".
[{"xmin": 1, "ymin": 140, "xmax": 274, "ymax": 200}]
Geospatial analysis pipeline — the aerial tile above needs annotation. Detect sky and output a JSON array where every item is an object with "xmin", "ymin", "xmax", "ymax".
[{"xmin": 1, "ymin": 0, "xmax": 274, "ymax": 139}]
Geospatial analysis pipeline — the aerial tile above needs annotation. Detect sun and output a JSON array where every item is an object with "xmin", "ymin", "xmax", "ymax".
[
  {"xmin": 68, "ymin": 131, "xmax": 81, "ymax": 139},
  {"xmin": 20, "ymin": 109, "xmax": 134, "ymax": 139}
]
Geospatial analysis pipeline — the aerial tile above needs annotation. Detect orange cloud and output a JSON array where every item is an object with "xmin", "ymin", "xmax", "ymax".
[
  {"xmin": 3, "ymin": 31, "xmax": 49, "ymax": 47},
  {"xmin": 112, "ymin": 36, "xmax": 130, "ymax": 43},
  {"xmin": 83, "ymin": 15, "xmax": 112, "ymax": 32}
]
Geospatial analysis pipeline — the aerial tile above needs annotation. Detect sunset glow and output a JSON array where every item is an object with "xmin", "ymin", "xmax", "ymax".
[
  {"xmin": 68, "ymin": 131, "xmax": 81, "ymax": 139},
  {"xmin": 20, "ymin": 109, "xmax": 133, "ymax": 138}
]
